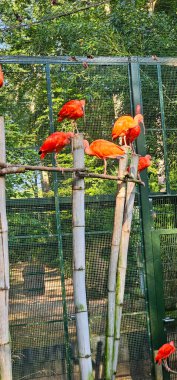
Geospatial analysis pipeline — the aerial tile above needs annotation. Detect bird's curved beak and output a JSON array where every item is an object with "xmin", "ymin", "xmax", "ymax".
[{"xmin": 82, "ymin": 106, "xmax": 86, "ymax": 126}]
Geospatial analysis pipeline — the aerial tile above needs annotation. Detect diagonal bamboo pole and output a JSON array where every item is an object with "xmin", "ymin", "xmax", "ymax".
[
  {"xmin": 105, "ymin": 152, "xmax": 129, "ymax": 380},
  {"xmin": 72, "ymin": 134, "xmax": 93, "ymax": 380},
  {"xmin": 0, "ymin": 117, "xmax": 13, "ymax": 380},
  {"xmin": 112, "ymin": 154, "xmax": 139, "ymax": 380}
]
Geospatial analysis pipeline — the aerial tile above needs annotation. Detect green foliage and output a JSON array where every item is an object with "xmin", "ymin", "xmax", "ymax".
[{"xmin": 110, "ymin": 3, "xmax": 177, "ymax": 56}]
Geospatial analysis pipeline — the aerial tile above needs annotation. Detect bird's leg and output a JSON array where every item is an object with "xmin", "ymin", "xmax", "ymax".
[
  {"xmin": 71, "ymin": 120, "xmax": 79, "ymax": 134},
  {"xmin": 131, "ymin": 142, "xmax": 135, "ymax": 153},
  {"xmin": 54, "ymin": 153, "xmax": 64, "ymax": 174},
  {"xmin": 83, "ymin": 106, "xmax": 86, "ymax": 130},
  {"xmin": 162, "ymin": 360, "xmax": 177, "ymax": 374},
  {"xmin": 123, "ymin": 135, "xmax": 127, "ymax": 146},
  {"xmin": 137, "ymin": 172, "xmax": 145, "ymax": 186},
  {"xmin": 162, "ymin": 359, "xmax": 170, "ymax": 372},
  {"xmin": 103, "ymin": 159, "xmax": 107, "ymax": 176}
]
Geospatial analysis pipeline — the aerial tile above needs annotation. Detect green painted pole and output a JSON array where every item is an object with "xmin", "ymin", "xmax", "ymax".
[
  {"xmin": 130, "ymin": 60, "xmax": 164, "ymax": 379},
  {"xmin": 45, "ymin": 64, "xmax": 72, "ymax": 380},
  {"xmin": 157, "ymin": 64, "xmax": 170, "ymax": 194}
]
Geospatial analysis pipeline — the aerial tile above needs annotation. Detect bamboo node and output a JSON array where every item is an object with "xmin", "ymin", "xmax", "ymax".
[
  {"xmin": 78, "ymin": 353, "xmax": 91, "ymax": 359},
  {"xmin": 0, "ymin": 287, "xmax": 9, "ymax": 290}
]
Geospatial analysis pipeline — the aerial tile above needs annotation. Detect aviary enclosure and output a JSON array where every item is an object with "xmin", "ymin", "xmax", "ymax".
[{"xmin": 0, "ymin": 56, "xmax": 177, "ymax": 380}]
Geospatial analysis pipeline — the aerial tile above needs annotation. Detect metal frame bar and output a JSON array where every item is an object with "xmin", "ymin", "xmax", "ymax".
[
  {"xmin": 157, "ymin": 64, "xmax": 170, "ymax": 194},
  {"xmin": 151, "ymin": 228, "xmax": 177, "ymax": 380},
  {"xmin": 0, "ymin": 55, "xmax": 176, "ymax": 65},
  {"xmin": 130, "ymin": 62, "xmax": 158, "ymax": 378}
]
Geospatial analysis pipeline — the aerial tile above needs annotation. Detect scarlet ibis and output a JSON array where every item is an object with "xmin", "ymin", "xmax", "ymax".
[
  {"xmin": 137, "ymin": 154, "xmax": 152, "ymax": 185},
  {"xmin": 83, "ymin": 139, "xmax": 125, "ymax": 175},
  {"xmin": 155, "ymin": 341, "xmax": 176, "ymax": 372},
  {"xmin": 138, "ymin": 155, "xmax": 152, "ymax": 173},
  {"xmin": 0, "ymin": 65, "xmax": 4, "ymax": 88},
  {"xmin": 112, "ymin": 114, "xmax": 144, "ymax": 145},
  {"xmin": 57, "ymin": 99, "xmax": 85, "ymax": 133},
  {"xmin": 38, "ymin": 131, "xmax": 74, "ymax": 167}
]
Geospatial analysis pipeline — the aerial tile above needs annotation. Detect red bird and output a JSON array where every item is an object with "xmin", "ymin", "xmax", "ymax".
[
  {"xmin": 57, "ymin": 99, "xmax": 85, "ymax": 132},
  {"xmin": 136, "ymin": 154, "xmax": 152, "ymax": 185},
  {"xmin": 112, "ymin": 114, "xmax": 144, "ymax": 145},
  {"xmin": 138, "ymin": 155, "xmax": 152, "ymax": 172},
  {"xmin": 38, "ymin": 131, "xmax": 74, "ymax": 164},
  {"xmin": 83, "ymin": 139, "xmax": 125, "ymax": 175},
  {"xmin": 155, "ymin": 341, "xmax": 176, "ymax": 366},
  {"xmin": 0, "ymin": 65, "xmax": 4, "ymax": 88}
]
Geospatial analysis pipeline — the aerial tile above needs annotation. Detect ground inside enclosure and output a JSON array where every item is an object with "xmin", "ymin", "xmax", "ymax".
[
  {"xmin": 8, "ymin": 195, "xmax": 152, "ymax": 380},
  {"xmin": 9, "ymin": 262, "xmax": 151, "ymax": 380}
]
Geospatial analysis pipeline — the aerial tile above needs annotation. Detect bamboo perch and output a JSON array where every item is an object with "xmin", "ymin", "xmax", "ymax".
[
  {"xmin": 105, "ymin": 152, "xmax": 129, "ymax": 380},
  {"xmin": 0, "ymin": 162, "xmax": 144, "ymax": 185},
  {"xmin": 112, "ymin": 154, "xmax": 139, "ymax": 380},
  {"xmin": 72, "ymin": 134, "xmax": 93, "ymax": 380},
  {"xmin": 0, "ymin": 117, "xmax": 13, "ymax": 380},
  {"xmin": 77, "ymin": 171, "xmax": 143, "ymax": 185}
]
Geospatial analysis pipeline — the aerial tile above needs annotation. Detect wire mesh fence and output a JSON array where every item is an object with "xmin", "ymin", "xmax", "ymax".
[
  {"xmin": 7, "ymin": 194, "xmax": 151, "ymax": 380},
  {"xmin": 0, "ymin": 56, "xmax": 176, "ymax": 379}
]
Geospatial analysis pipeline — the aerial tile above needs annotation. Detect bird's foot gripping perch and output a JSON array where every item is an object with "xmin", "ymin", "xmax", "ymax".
[{"xmin": 162, "ymin": 359, "xmax": 177, "ymax": 374}]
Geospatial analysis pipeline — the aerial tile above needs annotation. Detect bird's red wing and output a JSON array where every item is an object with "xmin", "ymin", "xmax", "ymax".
[
  {"xmin": 138, "ymin": 156, "xmax": 151, "ymax": 172},
  {"xmin": 112, "ymin": 116, "xmax": 134, "ymax": 138},
  {"xmin": 156, "ymin": 344, "xmax": 175, "ymax": 362},
  {"xmin": 58, "ymin": 101, "xmax": 84, "ymax": 120},
  {"xmin": 126, "ymin": 125, "xmax": 141, "ymax": 144},
  {"xmin": 0, "ymin": 72, "xmax": 4, "ymax": 87},
  {"xmin": 40, "ymin": 132, "xmax": 68, "ymax": 153},
  {"xmin": 138, "ymin": 158, "xmax": 148, "ymax": 172},
  {"xmin": 90, "ymin": 140, "xmax": 124, "ymax": 159},
  {"xmin": 59, "ymin": 100, "xmax": 81, "ymax": 114}
]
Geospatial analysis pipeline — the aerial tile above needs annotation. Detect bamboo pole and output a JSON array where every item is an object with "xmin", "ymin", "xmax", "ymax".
[
  {"xmin": 72, "ymin": 134, "xmax": 93, "ymax": 380},
  {"xmin": 112, "ymin": 154, "xmax": 139, "ymax": 380},
  {"xmin": 0, "ymin": 117, "xmax": 13, "ymax": 380},
  {"xmin": 105, "ymin": 152, "xmax": 129, "ymax": 380},
  {"xmin": 154, "ymin": 351, "xmax": 163, "ymax": 380}
]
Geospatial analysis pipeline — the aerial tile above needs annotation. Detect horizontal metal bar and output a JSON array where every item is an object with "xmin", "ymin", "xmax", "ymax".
[
  {"xmin": 6, "ymin": 194, "xmax": 115, "ymax": 207},
  {"xmin": 0, "ymin": 55, "xmax": 176, "ymax": 66},
  {"xmin": 132, "ymin": 56, "xmax": 177, "ymax": 66},
  {"xmin": 0, "ymin": 55, "xmax": 129, "ymax": 65},
  {"xmin": 8, "ymin": 231, "xmax": 112, "ymax": 241},
  {"xmin": 149, "ymin": 193, "xmax": 177, "ymax": 198}
]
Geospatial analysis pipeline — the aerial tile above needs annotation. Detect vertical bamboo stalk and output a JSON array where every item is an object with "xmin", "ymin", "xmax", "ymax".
[
  {"xmin": 72, "ymin": 134, "xmax": 93, "ymax": 380},
  {"xmin": 0, "ymin": 116, "xmax": 12, "ymax": 380},
  {"xmin": 112, "ymin": 154, "xmax": 139, "ymax": 380},
  {"xmin": 154, "ymin": 350, "xmax": 163, "ymax": 380},
  {"xmin": 105, "ymin": 153, "xmax": 129, "ymax": 380}
]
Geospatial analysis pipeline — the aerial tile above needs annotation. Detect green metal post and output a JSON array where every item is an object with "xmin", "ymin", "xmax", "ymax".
[
  {"xmin": 128, "ymin": 63, "xmax": 134, "ymax": 115},
  {"xmin": 157, "ymin": 64, "xmax": 170, "ymax": 194},
  {"xmin": 45, "ymin": 64, "xmax": 72, "ymax": 380},
  {"xmin": 151, "ymin": 229, "xmax": 176, "ymax": 380},
  {"xmin": 130, "ymin": 60, "xmax": 167, "ymax": 379}
]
